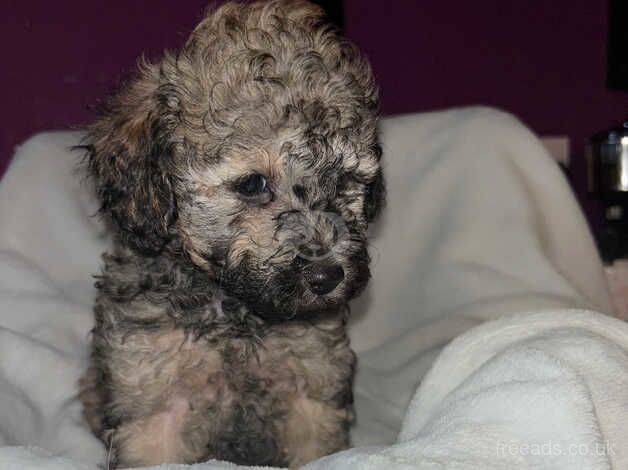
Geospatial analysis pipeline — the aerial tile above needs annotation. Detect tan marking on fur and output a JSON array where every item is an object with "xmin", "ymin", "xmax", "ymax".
[
  {"xmin": 109, "ymin": 329, "xmax": 225, "ymax": 406},
  {"xmin": 281, "ymin": 395, "xmax": 349, "ymax": 468},
  {"xmin": 228, "ymin": 215, "xmax": 281, "ymax": 265},
  {"xmin": 115, "ymin": 396, "xmax": 190, "ymax": 466}
]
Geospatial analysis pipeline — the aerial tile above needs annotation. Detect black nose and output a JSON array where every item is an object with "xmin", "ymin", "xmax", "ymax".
[{"xmin": 303, "ymin": 263, "xmax": 344, "ymax": 295}]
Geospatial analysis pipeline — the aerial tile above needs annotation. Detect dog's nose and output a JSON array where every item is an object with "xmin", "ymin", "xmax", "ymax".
[{"xmin": 303, "ymin": 263, "xmax": 344, "ymax": 295}]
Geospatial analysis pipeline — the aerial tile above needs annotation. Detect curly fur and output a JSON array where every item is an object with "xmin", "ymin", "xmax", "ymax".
[{"xmin": 78, "ymin": 1, "xmax": 382, "ymax": 467}]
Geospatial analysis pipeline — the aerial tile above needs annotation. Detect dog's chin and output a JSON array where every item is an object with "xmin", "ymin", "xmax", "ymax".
[
  {"xmin": 243, "ymin": 285, "xmax": 363, "ymax": 323},
  {"xmin": 256, "ymin": 290, "xmax": 348, "ymax": 322},
  {"xmin": 219, "ymin": 261, "xmax": 370, "ymax": 323}
]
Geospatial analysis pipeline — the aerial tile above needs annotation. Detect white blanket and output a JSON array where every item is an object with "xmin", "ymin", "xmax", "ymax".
[{"xmin": 1, "ymin": 107, "xmax": 626, "ymax": 469}]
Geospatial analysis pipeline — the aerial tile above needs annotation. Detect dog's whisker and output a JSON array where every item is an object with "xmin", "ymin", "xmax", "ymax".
[{"xmin": 106, "ymin": 429, "xmax": 115, "ymax": 470}]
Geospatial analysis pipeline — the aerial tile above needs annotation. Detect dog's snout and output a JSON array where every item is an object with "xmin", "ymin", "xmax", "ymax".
[
  {"xmin": 296, "ymin": 242, "xmax": 328, "ymax": 260},
  {"xmin": 303, "ymin": 263, "xmax": 344, "ymax": 295}
]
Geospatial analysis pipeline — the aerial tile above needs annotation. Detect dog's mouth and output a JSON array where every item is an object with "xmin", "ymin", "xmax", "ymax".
[{"xmin": 219, "ymin": 250, "xmax": 370, "ymax": 322}]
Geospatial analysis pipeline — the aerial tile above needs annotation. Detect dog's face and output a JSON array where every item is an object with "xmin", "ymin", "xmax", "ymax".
[
  {"xmin": 86, "ymin": 0, "xmax": 383, "ymax": 320},
  {"xmin": 175, "ymin": 127, "xmax": 381, "ymax": 320}
]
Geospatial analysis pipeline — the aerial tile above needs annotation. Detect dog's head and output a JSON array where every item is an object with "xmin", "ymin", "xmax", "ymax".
[{"xmin": 86, "ymin": 0, "xmax": 383, "ymax": 320}]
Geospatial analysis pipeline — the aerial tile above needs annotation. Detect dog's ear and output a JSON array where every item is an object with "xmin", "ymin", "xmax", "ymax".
[
  {"xmin": 364, "ymin": 168, "xmax": 384, "ymax": 222},
  {"xmin": 364, "ymin": 144, "xmax": 385, "ymax": 223},
  {"xmin": 85, "ymin": 60, "xmax": 176, "ymax": 254}
]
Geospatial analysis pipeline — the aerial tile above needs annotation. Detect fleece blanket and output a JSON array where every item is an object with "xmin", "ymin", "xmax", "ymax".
[{"xmin": 1, "ymin": 107, "xmax": 626, "ymax": 469}]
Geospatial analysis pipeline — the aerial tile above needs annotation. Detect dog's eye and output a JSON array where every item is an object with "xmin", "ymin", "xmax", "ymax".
[{"xmin": 234, "ymin": 173, "xmax": 269, "ymax": 198}]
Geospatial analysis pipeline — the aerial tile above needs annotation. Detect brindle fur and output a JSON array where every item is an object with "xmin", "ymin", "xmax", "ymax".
[{"xmin": 78, "ymin": 1, "xmax": 383, "ymax": 467}]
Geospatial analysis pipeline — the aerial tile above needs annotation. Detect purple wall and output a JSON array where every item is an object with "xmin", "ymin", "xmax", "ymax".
[
  {"xmin": 1, "ymin": 0, "xmax": 208, "ymax": 175},
  {"xmin": 344, "ymin": 0, "xmax": 628, "ymax": 225},
  {"xmin": 2, "ymin": 1, "xmax": 627, "ymax": 226}
]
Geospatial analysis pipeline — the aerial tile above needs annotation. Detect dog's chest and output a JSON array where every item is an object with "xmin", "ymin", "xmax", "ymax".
[
  {"xmin": 135, "ymin": 318, "xmax": 351, "ymax": 464},
  {"xmin": 142, "ymin": 317, "xmax": 350, "ymax": 398}
]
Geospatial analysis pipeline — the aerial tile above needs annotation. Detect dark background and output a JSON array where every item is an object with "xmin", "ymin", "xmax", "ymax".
[{"xmin": 1, "ymin": 0, "xmax": 627, "ymax": 228}]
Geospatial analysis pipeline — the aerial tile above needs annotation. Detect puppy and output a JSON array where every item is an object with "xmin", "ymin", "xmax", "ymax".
[{"xmin": 78, "ymin": 1, "xmax": 383, "ymax": 467}]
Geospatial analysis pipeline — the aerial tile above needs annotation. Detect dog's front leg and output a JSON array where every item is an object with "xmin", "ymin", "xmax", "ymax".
[
  {"xmin": 281, "ymin": 393, "xmax": 353, "ymax": 468},
  {"xmin": 108, "ymin": 395, "xmax": 195, "ymax": 467},
  {"xmin": 86, "ymin": 327, "xmax": 231, "ymax": 468}
]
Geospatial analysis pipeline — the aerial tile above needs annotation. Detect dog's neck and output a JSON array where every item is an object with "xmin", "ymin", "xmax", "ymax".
[{"xmin": 96, "ymin": 245, "xmax": 346, "ymax": 340}]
